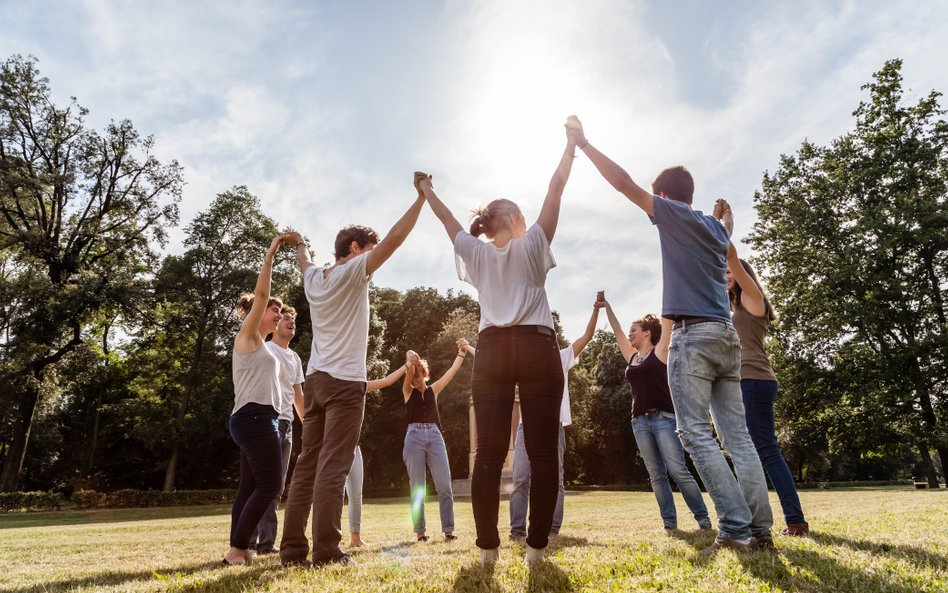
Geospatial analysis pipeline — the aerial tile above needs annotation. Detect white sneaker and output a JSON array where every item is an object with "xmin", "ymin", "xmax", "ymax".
[
  {"xmin": 480, "ymin": 548, "xmax": 499, "ymax": 565},
  {"xmin": 525, "ymin": 544, "xmax": 545, "ymax": 563}
]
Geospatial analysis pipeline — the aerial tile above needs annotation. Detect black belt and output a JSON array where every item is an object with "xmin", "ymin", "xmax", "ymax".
[
  {"xmin": 479, "ymin": 324, "xmax": 556, "ymax": 338},
  {"xmin": 672, "ymin": 316, "xmax": 726, "ymax": 330}
]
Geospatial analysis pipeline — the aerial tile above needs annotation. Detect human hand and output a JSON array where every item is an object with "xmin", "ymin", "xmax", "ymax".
[
  {"xmin": 456, "ymin": 337, "xmax": 469, "ymax": 350},
  {"xmin": 285, "ymin": 230, "xmax": 305, "ymax": 248},
  {"xmin": 266, "ymin": 234, "xmax": 286, "ymax": 256},
  {"xmin": 414, "ymin": 171, "xmax": 432, "ymax": 194},
  {"xmin": 713, "ymin": 198, "xmax": 732, "ymax": 220},
  {"xmin": 594, "ymin": 290, "xmax": 607, "ymax": 308},
  {"xmin": 565, "ymin": 115, "xmax": 587, "ymax": 147}
]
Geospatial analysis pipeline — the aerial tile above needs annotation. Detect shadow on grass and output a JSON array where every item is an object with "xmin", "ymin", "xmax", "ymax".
[
  {"xmin": 451, "ymin": 561, "xmax": 500, "ymax": 593},
  {"xmin": 739, "ymin": 545, "xmax": 936, "ymax": 593},
  {"xmin": 810, "ymin": 532, "xmax": 948, "ymax": 570},
  {"xmin": 548, "ymin": 535, "xmax": 602, "ymax": 551},
  {"xmin": 0, "ymin": 505, "xmax": 231, "ymax": 530},
  {"xmin": 528, "ymin": 559, "xmax": 573, "ymax": 593},
  {"xmin": 664, "ymin": 527, "xmax": 718, "ymax": 551},
  {"xmin": 1, "ymin": 560, "xmax": 226, "ymax": 593}
]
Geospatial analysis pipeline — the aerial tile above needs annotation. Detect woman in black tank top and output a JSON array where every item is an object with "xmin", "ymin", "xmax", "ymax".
[
  {"xmin": 598, "ymin": 293, "xmax": 711, "ymax": 531},
  {"xmin": 400, "ymin": 341, "xmax": 470, "ymax": 542}
]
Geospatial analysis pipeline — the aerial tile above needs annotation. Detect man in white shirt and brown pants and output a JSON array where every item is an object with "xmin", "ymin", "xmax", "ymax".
[{"xmin": 280, "ymin": 186, "xmax": 426, "ymax": 567}]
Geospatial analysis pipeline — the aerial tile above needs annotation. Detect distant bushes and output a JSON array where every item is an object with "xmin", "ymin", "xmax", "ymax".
[{"xmin": 0, "ymin": 489, "xmax": 234, "ymax": 513}]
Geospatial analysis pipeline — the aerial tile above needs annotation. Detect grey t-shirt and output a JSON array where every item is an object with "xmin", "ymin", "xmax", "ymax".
[{"xmin": 650, "ymin": 196, "xmax": 730, "ymax": 320}]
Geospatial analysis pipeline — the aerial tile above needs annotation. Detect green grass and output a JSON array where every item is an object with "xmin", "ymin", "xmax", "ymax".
[{"xmin": 1, "ymin": 488, "xmax": 945, "ymax": 592}]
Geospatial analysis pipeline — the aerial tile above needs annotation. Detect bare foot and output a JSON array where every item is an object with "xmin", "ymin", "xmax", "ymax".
[
  {"xmin": 349, "ymin": 533, "xmax": 365, "ymax": 547},
  {"xmin": 222, "ymin": 547, "xmax": 248, "ymax": 565}
]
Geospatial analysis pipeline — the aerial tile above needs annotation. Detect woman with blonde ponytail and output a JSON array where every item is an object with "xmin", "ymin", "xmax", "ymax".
[
  {"xmin": 415, "ymin": 117, "xmax": 577, "ymax": 564},
  {"xmin": 223, "ymin": 233, "xmax": 290, "ymax": 565}
]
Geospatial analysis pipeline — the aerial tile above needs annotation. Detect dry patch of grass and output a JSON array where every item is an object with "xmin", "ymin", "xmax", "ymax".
[{"xmin": 0, "ymin": 487, "xmax": 945, "ymax": 592}]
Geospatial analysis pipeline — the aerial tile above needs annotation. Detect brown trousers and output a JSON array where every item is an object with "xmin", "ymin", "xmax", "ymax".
[{"xmin": 280, "ymin": 371, "xmax": 366, "ymax": 562}]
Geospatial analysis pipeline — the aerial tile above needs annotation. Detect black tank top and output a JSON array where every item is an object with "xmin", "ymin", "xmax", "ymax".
[
  {"xmin": 624, "ymin": 350, "xmax": 676, "ymax": 417},
  {"xmin": 406, "ymin": 386, "xmax": 442, "ymax": 429}
]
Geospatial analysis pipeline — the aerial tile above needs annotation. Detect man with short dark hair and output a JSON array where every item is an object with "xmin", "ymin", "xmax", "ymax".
[
  {"xmin": 566, "ymin": 116, "xmax": 772, "ymax": 553},
  {"xmin": 280, "ymin": 184, "xmax": 427, "ymax": 567}
]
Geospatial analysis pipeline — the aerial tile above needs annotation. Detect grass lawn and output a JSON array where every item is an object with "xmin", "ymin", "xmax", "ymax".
[{"xmin": 0, "ymin": 487, "xmax": 945, "ymax": 592}]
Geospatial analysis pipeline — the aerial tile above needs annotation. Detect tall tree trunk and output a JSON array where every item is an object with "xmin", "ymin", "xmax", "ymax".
[
  {"xmin": 84, "ymin": 322, "xmax": 112, "ymax": 477},
  {"xmin": 934, "ymin": 447, "xmax": 947, "ymax": 489},
  {"xmin": 162, "ymin": 324, "xmax": 208, "ymax": 492},
  {"xmin": 918, "ymin": 443, "xmax": 939, "ymax": 488},
  {"xmin": 0, "ymin": 386, "xmax": 40, "ymax": 492}
]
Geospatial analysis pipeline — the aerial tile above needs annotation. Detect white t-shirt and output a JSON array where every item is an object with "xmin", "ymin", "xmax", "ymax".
[
  {"xmin": 304, "ymin": 253, "xmax": 372, "ymax": 381},
  {"xmin": 518, "ymin": 346, "xmax": 578, "ymax": 427},
  {"xmin": 454, "ymin": 223, "xmax": 556, "ymax": 331},
  {"xmin": 266, "ymin": 341, "xmax": 306, "ymax": 421}
]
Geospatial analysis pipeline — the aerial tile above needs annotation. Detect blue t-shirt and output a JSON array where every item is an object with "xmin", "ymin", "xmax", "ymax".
[{"xmin": 649, "ymin": 196, "xmax": 730, "ymax": 320}]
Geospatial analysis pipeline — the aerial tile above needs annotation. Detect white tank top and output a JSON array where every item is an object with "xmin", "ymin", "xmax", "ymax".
[{"xmin": 232, "ymin": 343, "xmax": 281, "ymax": 414}]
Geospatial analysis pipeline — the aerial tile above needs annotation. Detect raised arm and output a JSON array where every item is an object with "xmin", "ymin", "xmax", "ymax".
[
  {"xmin": 431, "ymin": 342, "xmax": 469, "ymax": 397},
  {"xmin": 402, "ymin": 350, "xmax": 421, "ymax": 403},
  {"xmin": 457, "ymin": 337, "xmax": 476, "ymax": 357},
  {"xmin": 655, "ymin": 318, "xmax": 673, "ymax": 365},
  {"xmin": 600, "ymin": 294, "xmax": 636, "ymax": 362},
  {"xmin": 571, "ymin": 296, "xmax": 602, "ymax": 357},
  {"xmin": 235, "ymin": 235, "xmax": 285, "ymax": 354},
  {"xmin": 567, "ymin": 116, "xmax": 655, "ymax": 216},
  {"xmin": 365, "ymin": 186, "xmax": 427, "ymax": 276},
  {"xmin": 417, "ymin": 172, "xmax": 464, "ymax": 243},
  {"xmin": 535, "ymin": 128, "xmax": 578, "ymax": 243},
  {"xmin": 285, "ymin": 231, "xmax": 314, "ymax": 274},
  {"xmin": 713, "ymin": 198, "xmax": 734, "ymax": 238},
  {"xmin": 367, "ymin": 364, "xmax": 408, "ymax": 392},
  {"xmin": 727, "ymin": 242, "xmax": 766, "ymax": 317}
]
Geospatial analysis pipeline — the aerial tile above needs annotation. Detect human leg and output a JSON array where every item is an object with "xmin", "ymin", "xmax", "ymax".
[
  {"xmin": 228, "ymin": 408, "xmax": 282, "ymax": 550},
  {"xmin": 345, "ymin": 445, "xmax": 364, "ymax": 544},
  {"xmin": 742, "ymin": 379, "xmax": 806, "ymax": 527},
  {"xmin": 253, "ymin": 419, "xmax": 293, "ymax": 552},
  {"xmin": 551, "ymin": 424, "xmax": 566, "ymax": 533},
  {"xmin": 280, "ymin": 376, "xmax": 325, "ymax": 564},
  {"xmin": 650, "ymin": 411, "xmax": 710, "ymax": 528},
  {"xmin": 427, "ymin": 427, "xmax": 455, "ymax": 535},
  {"xmin": 311, "ymin": 374, "xmax": 365, "ymax": 561},
  {"xmin": 508, "ymin": 423, "xmax": 530, "ymax": 537},
  {"xmin": 403, "ymin": 425, "xmax": 429, "ymax": 535},
  {"xmin": 632, "ymin": 414, "xmax": 678, "ymax": 529}
]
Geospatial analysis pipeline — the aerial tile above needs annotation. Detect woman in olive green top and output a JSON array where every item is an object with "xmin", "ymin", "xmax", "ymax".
[{"xmin": 727, "ymin": 243, "xmax": 808, "ymax": 536}]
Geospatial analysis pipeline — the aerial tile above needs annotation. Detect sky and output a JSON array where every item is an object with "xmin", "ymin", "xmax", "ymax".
[{"xmin": 2, "ymin": 0, "xmax": 947, "ymax": 339}]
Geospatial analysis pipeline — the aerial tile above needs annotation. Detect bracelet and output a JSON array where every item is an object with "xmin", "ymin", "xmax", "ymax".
[
  {"xmin": 457, "ymin": 353, "xmax": 465, "ymax": 358},
  {"xmin": 578, "ymin": 139, "xmax": 589, "ymax": 150}
]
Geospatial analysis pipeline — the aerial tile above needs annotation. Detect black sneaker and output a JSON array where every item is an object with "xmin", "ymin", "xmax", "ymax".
[{"xmin": 313, "ymin": 553, "xmax": 353, "ymax": 568}]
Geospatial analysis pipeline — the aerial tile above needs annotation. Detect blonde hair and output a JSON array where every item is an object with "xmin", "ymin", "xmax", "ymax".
[
  {"xmin": 469, "ymin": 199, "xmax": 522, "ymax": 238},
  {"xmin": 235, "ymin": 293, "xmax": 284, "ymax": 318}
]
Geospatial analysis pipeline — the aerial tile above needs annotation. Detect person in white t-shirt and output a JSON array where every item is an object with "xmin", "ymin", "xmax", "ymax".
[
  {"xmin": 415, "ymin": 118, "xmax": 577, "ymax": 564},
  {"xmin": 249, "ymin": 306, "xmax": 305, "ymax": 555},
  {"xmin": 509, "ymin": 300, "xmax": 600, "ymax": 539},
  {"xmin": 279, "ymin": 187, "xmax": 426, "ymax": 568}
]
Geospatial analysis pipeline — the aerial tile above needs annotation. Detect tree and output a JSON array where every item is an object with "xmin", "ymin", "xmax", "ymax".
[
  {"xmin": 749, "ymin": 59, "xmax": 948, "ymax": 487},
  {"xmin": 0, "ymin": 55, "xmax": 182, "ymax": 491}
]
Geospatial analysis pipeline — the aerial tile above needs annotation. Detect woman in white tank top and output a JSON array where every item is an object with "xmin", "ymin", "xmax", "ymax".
[{"xmin": 223, "ymin": 233, "xmax": 291, "ymax": 565}]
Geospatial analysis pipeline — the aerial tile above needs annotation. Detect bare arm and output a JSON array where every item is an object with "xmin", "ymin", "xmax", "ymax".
[
  {"xmin": 536, "ymin": 132, "xmax": 578, "ymax": 243},
  {"xmin": 285, "ymin": 231, "xmax": 314, "ymax": 273},
  {"xmin": 602, "ymin": 298, "xmax": 636, "ymax": 362},
  {"xmin": 457, "ymin": 337, "xmax": 476, "ymax": 357},
  {"xmin": 365, "ymin": 190, "xmax": 427, "ymax": 276},
  {"xmin": 417, "ymin": 173, "xmax": 464, "ymax": 243},
  {"xmin": 366, "ymin": 364, "xmax": 408, "ymax": 392},
  {"xmin": 567, "ymin": 116, "xmax": 654, "ymax": 216},
  {"xmin": 431, "ymin": 349, "xmax": 467, "ymax": 397},
  {"xmin": 293, "ymin": 383, "xmax": 305, "ymax": 419},
  {"xmin": 727, "ymin": 242, "xmax": 766, "ymax": 317},
  {"xmin": 402, "ymin": 351, "xmax": 421, "ymax": 403},
  {"xmin": 571, "ymin": 300, "xmax": 601, "ymax": 357},
  {"xmin": 713, "ymin": 199, "xmax": 734, "ymax": 238},
  {"xmin": 655, "ymin": 318, "xmax": 673, "ymax": 365},
  {"xmin": 235, "ymin": 235, "xmax": 284, "ymax": 354}
]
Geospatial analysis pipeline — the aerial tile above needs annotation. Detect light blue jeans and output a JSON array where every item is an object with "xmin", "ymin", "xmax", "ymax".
[
  {"xmin": 509, "ymin": 423, "xmax": 565, "ymax": 537},
  {"xmin": 344, "ymin": 445, "xmax": 363, "ymax": 533},
  {"xmin": 632, "ymin": 411, "xmax": 711, "ymax": 530},
  {"xmin": 667, "ymin": 321, "xmax": 773, "ymax": 540},
  {"xmin": 402, "ymin": 423, "xmax": 455, "ymax": 534}
]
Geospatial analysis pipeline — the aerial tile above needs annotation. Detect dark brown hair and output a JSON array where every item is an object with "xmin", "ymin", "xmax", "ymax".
[
  {"xmin": 235, "ymin": 293, "xmax": 284, "ymax": 318},
  {"xmin": 469, "ymin": 199, "xmax": 522, "ymax": 238},
  {"xmin": 334, "ymin": 225, "xmax": 380, "ymax": 259},
  {"xmin": 281, "ymin": 305, "xmax": 297, "ymax": 318},
  {"xmin": 652, "ymin": 166, "xmax": 694, "ymax": 205},
  {"xmin": 729, "ymin": 259, "xmax": 778, "ymax": 321},
  {"xmin": 632, "ymin": 313, "xmax": 662, "ymax": 346}
]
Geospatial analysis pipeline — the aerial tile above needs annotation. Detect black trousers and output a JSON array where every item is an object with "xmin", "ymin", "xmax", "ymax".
[{"xmin": 471, "ymin": 325, "xmax": 564, "ymax": 550}]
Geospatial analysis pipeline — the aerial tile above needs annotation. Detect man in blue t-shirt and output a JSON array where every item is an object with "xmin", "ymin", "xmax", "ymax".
[{"xmin": 566, "ymin": 116, "xmax": 773, "ymax": 552}]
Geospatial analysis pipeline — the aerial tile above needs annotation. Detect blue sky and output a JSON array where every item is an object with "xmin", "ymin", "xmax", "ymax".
[{"xmin": 2, "ymin": 0, "xmax": 946, "ymax": 338}]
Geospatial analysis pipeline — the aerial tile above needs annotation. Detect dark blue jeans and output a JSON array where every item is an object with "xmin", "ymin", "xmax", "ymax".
[
  {"xmin": 741, "ymin": 379, "xmax": 806, "ymax": 525},
  {"xmin": 229, "ymin": 403, "xmax": 283, "ymax": 549},
  {"xmin": 471, "ymin": 325, "xmax": 563, "ymax": 551}
]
